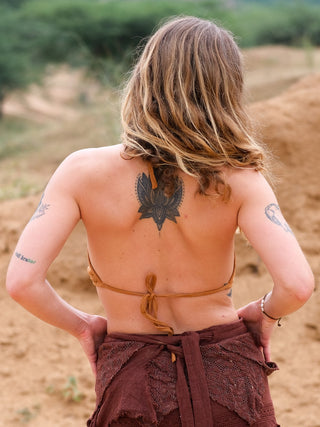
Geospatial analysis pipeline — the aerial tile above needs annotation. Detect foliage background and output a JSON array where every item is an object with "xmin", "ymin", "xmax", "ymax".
[{"xmin": 1, "ymin": 0, "xmax": 320, "ymax": 99}]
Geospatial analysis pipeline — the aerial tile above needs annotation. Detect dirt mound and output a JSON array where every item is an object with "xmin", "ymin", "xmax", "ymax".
[
  {"xmin": 248, "ymin": 76, "xmax": 320, "ymax": 425},
  {"xmin": 252, "ymin": 72, "xmax": 320, "ymax": 165},
  {"xmin": 250, "ymin": 73, "xmax": 320, "ymax": 269},
  {"xmin": 243, "ymin": 45, "xmax": 320, "ymax": 102},
  {"xmin": 0, "ymin": 73, "xmax": 319, "ymax": 426}
]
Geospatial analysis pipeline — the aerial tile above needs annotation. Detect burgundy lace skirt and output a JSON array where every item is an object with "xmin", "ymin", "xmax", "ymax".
[{"xmin": 87, "ymin": 319, "xmax": 279, "ymax": 426}]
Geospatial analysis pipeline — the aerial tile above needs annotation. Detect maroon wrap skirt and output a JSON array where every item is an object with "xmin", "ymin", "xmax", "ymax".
[{"xmin": 87, "ymin": 319, "xmax": 279, "ymax": 426}]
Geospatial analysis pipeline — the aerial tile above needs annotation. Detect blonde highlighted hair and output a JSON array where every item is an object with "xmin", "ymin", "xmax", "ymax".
[{"xmin": 121, "ymin": 16, "xmax": 266, "ymax": 198}]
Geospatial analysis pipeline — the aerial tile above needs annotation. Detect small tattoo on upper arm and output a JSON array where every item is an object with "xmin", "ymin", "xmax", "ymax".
[
  {"xmin": 30, "ymin": 193, "xmax": 50, "ymax": 221},
  {"xmin": 15, "ymin": 252, "xmax": 36, "ymax": 264},
  {"xmin": 265, "ymin": 203, "xmax": 293, "ymax": 234},
  {"xmin": 136, "ymin": 172, "xmax": 184, "ymax": 231}
]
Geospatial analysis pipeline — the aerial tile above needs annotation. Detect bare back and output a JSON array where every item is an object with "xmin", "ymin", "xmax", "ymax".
[
  {"xmin": 78, "ymin": 145, "xmax": 240, "ymax": 334},
  {"xmin": 7, "ymin": 142, "xmax": 313, "ymax": 339}
]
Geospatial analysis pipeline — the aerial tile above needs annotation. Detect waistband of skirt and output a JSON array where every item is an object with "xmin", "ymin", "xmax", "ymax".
[{"xmin": 106, "ymin": 317, "xmax": 248, "ymax": 344}]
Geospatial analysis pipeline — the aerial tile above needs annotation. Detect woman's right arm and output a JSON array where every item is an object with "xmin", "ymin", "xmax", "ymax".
[{"xmin": 235, "ymin": 170, "xmax": 314, "ymax": 360}]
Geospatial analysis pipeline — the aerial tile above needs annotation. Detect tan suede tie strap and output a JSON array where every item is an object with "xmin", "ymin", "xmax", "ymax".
[
  {"xmin": 141, "ymin": 274, "xmax": 175, "ymax": 335},
  {"xmin": 147, "ymin": 162, "xmax": 158, "ymax": 189},
  {"xmin": 87, "ymin": 256, "xmax": 235, "ymax": 336}
]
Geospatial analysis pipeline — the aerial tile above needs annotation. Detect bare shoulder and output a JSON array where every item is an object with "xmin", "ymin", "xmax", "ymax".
[
  {"xmin": 44, "ymin": 145, "xmax": 124, "ymax": 202},
  {"xmin": 62, "ymin": 144, "xmax": 123, "ymax": 171},
  {"xmin": 53, "ymin": 145, "xmax": 123, "ymax": 183},
  {"xmin": 223, "ymin": 168, "xmax": 274, "ymax": 203}
]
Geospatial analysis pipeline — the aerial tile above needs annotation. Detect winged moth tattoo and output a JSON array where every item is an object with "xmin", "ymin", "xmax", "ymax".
[{"xmin": 136, "ymin": 172, "xmax": 184, "ymax": 231}]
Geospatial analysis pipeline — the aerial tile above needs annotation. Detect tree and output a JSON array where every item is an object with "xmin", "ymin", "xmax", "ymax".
[{"xmin": 0, "ymin": 7, "xmax": 44, "ymax": 116}]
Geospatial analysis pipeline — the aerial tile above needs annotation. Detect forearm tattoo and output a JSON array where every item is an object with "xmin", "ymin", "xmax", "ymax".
[
  {"xmin": 15, "ymin": 252, "xmax": 36, "ymax": 264},
  {"xmin": 136, "ymin": 172, "xmax": 184, "ymax": 231},
  {"xmin": 30, "ymin": 193, "xmax": 50, "ymax": 221},
  {"xmin": 265, "ymin": 203, "xmax": 293, "ymax": 233}
]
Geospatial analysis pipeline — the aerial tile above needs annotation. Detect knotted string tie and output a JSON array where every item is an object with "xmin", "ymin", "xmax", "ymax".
[{"xmin": 140, "ymin": 274, "xmax": 175, "ymax": 337}]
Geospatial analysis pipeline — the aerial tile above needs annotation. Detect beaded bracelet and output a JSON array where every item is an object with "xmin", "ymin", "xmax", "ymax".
[{"xmin": 261, "ymin": 293, "xmax": 282, "ymax": 327}]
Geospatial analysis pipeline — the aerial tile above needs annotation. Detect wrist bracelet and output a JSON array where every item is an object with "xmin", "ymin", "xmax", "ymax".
[{"xmin": 261, "ymin": 293, "xmax": 282, "ymax": 327}]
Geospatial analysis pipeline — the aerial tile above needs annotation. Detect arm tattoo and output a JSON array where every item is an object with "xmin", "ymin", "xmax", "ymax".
[
  {"xmin": 265, "ymin": 203, "xmax": 293, "ymax": 233},
  {"xmin": 136, "ymin": 172, "xmax": 184, "ymax": 231},
  {"xmin": 227, "ymin": 289, "xmax": 232, "ymax": 298},
  {"xmin": 30, "ymin": 193, "xmax": 50, "ymax": 221},
  {"xmin": 15, "ymin": 252, "xmax": 36, "ymax": 264}
]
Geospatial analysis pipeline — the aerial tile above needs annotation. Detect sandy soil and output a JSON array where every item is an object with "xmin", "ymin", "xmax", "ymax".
[{"xmin": 0, "ymin": 47, "xmax": 319, "ymax": 426}]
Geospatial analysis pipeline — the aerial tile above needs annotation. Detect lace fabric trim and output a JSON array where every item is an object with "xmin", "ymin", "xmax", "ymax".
[{"xmin": 201, "ymin": 333, "xmax": 277, "ymax": 424}]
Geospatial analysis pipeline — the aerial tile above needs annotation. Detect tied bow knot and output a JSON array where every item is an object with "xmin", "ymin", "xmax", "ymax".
[{"xmin": 140, "ymin": 274, "xmax": 174, "ymax": 336}]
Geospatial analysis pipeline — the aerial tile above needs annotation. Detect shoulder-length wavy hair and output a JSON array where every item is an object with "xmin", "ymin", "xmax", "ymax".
[{"xmin": 121, "ymin": 16, "xmax": 267, "ymax": 198}]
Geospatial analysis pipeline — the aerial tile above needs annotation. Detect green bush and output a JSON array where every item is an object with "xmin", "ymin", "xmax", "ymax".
[
  {"xmin": 19, "ymin": 0, "xmax": 225, "ymax": 82},
  {"xmin": 231, "ymin": 2, "xmax": 320, "ymax": 47},
  {"xmin": 0, "ymin": 6, "xmax": 44, "ymax": 114},
  {"xmin": 0, "ymin": 0, "xmax": 225, "ymax": 105},
  {"xmin": 1, "ymin": 0, "xmax": 320, "ymax": 101}
]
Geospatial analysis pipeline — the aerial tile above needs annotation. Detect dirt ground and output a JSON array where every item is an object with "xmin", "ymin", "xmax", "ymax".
[{"xmin": 0, "ymin": 46, "xmax": 319, "ymax": 426}]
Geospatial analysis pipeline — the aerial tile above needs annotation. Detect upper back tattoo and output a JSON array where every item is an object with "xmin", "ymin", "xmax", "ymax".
[{"xmin": 136, "ymin": 171, "xmax": 184, "ymax": 231}]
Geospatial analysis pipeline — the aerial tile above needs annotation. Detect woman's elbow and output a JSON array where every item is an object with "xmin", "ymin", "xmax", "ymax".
[
  {"xmin": 292, "ymin": 269, "xmax": 315, "ymax": 303},
  {"xmin": 6, "ymin": 272, "xmax": 32, "ymax": 302},
  {"xmin": 6, "ymin": 278, "xmax": 22, "ymax": 302}
]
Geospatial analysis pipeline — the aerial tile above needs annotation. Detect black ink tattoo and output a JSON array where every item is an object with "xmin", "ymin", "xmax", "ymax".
[
  {"xmin": 227, "ymin": 289, "xmax": 232, "ymax": 297},
  {"xmin": 136, "ymin": 172, "xmax": 184, "ymax": 231},
  {"xmin": 15, "ymin": 252, "xmax": 36, "ymax": 264},
  {"xmin": 30, "ymin": 193, "xmax": 50, "ymax": 221},
  {"xmin": 265, "ymin": 203, "xmax": 293, "ymax": 233}
]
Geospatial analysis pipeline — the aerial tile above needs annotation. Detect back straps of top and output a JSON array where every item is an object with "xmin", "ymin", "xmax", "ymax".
[{"xmin": 87, "ymin": 256, "xmax": 235, "ymax": 336}]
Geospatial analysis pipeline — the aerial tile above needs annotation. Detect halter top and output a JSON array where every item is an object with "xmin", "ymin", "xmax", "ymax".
[{"xmin": 87, "ymin": 256, "xmax": 235, "ymax": 336}]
